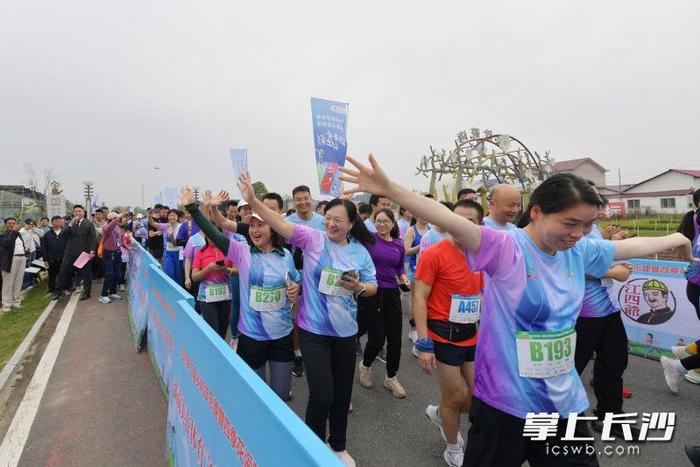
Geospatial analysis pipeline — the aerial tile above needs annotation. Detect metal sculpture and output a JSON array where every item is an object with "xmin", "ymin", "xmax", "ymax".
[{"xmin": 416, "ymin": 128, "xmax": 554, "ymax": 199}]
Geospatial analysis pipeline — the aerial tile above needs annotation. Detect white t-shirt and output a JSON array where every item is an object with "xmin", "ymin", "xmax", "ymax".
[{"xmin": 14, "ymin": 237, "xmax": 25, "ymax": 255}]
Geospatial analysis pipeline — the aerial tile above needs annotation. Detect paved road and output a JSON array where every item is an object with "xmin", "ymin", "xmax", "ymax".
[
  {"xmin": 2, "ymin": 286, "xmax": 699, "ymax": 466},
  {"xmin": 287, "ymin": 308, "xmax": 700, "ymax": 466},
  {"xmin": 0, "ymin": 285, "xmax": 167, "ymax": 467}
]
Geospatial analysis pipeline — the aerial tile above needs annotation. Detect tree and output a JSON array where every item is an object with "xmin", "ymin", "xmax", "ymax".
[
  {"xmin": 24, "ymin": 163, "xmax": 59, "ymax": 215},
  {"xmin": 252, "ymin": 181, "xmax": 268, "ymax": 199}
]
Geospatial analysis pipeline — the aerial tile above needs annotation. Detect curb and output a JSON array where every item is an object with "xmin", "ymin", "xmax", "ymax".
[{"xmin": 0, "ymin": 299, "xmax": 59, "ymax": 393}]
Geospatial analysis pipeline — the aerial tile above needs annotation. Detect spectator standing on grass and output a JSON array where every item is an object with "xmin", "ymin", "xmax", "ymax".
[
  {"xmin": 19, "ymin": 218, "xmax": 43, "ymax": 289},
  {"xmin": 1, "ymin": 218, "xmax": 27, "ymax": 312},
  {"xmin": 40, "ymin": 216, "xmax": 67, "ymax": 295}
]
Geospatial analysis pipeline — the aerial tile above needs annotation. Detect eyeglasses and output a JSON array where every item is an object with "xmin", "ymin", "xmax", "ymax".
[{"xmin": 375, "ymin": 219, "xmax": 393, "ymax": 226}]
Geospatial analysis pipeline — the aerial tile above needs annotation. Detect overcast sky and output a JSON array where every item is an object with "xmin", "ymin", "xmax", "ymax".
[{"xmin": 2, "ymin": 1, "xmax": 698, "ymax": 207}]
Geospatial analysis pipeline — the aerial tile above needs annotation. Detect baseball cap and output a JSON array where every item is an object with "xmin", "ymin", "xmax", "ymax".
[
  {"xmin": 249, "ymin": 212, "xmax": 265, "ymax": 223},
  {"xmin": 237, "ymin": 200, "xmax": 249, "ymax": 208}
]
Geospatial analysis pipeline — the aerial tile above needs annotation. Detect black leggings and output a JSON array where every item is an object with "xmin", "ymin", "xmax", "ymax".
[
  {"xmin": 687, "ymin": 282, "xmax": 700, "ymax": 321},
  {"xmin": 299, "ymin": 329, "xmax": 355, "ymax": 452},
  {"xmin": 199, "ymin": 300, "xmax": 231, "ymax": 339},
  {"xmin": 574, "ymin": 312, "xmax": 628, "ymax": 415},
  {"xmin": 681, "ymin": 352, "xmax": 700, "ymax": 371},
  {"xmin": 360, "ymin": 288, "xmax": 403, "ymax": 378}
]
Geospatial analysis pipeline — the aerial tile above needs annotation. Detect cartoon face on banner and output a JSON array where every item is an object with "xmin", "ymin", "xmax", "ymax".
[{"xmin": 618, "ymin": 278, "xmax": 676, "ymax": 325}]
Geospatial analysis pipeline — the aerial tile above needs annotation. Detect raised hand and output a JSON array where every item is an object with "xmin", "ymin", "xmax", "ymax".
[
  {"xmin": 339, "ymin": 154, "xmax": 392, "ymax": 197},
  {"xmin": 180, "ymin": 186, "xmax": 195, "ymax": 206},
  {"xmin": 237, "ymin": 172, "xmax": 256, "ymax": 204},
  {"xmin": 211, "ymin": 190, "xmax": 230, "ymax": 207},
  {"xmin": 202, "ymin": 190, "xmax": 213, "ymax": 206}
]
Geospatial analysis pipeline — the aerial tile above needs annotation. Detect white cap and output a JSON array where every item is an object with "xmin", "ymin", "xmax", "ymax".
[
  {"xmin": 249, "ymin": 213, "xmax": 265, "ymax": 223},
  {"xmin": 237, "ymin": 200, "xmax": 249, "ymax": 208}
]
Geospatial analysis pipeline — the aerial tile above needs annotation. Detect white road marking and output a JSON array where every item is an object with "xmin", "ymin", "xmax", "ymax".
[{"xmin": 0, "ymin": 293, "xmax": 79, "ymax": 466}]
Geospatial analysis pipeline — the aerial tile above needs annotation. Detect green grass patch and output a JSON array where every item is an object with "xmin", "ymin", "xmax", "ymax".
[{"xmin": 0, "ymin": 283, "xmax": 53, "ymax": 368}]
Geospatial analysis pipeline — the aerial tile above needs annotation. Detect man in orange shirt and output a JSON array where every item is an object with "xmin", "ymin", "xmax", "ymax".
[{"xmin": 414, "ymin": 199, "xmax": 483, "ymax": 467}]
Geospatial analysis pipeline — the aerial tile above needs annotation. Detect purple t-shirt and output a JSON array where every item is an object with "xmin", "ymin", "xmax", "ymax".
[
  {"xmin": 362, "ymin": 233, "xmax": 405, "ymax": 289},
  {"xmin": 468, "ymin": 226, "xmax": 615, "ymax": 419}
]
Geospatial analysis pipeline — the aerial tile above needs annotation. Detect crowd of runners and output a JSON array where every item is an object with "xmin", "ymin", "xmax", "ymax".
[{"xmin": 4, "ymin": 155, "xmax": 700, "ymax": 467}]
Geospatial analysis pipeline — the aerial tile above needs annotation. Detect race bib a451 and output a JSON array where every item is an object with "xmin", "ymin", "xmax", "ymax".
[{"xmin": 449, "ymin": 294, "xmax": 480, "ymax": 324}]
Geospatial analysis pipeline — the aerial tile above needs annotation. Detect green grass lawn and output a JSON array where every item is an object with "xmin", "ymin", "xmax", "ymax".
[{"xmin": 0, "ymin": 283, "xmax": 53, "ymax": 369}]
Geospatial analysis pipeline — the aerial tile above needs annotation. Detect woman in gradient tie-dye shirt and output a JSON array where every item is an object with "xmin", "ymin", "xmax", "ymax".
[
  {"xmin": 234, "ymin": 173, "xmax": 377, "ymax": 467},
  {"xmin": 340, "ymin": 154, "xmax": 697, "ymax": 467}
]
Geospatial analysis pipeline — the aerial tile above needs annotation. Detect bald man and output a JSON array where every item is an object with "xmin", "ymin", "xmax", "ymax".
[{"xmin": 483, "ymin": 184, "xmax": 521, "ymax": 230}]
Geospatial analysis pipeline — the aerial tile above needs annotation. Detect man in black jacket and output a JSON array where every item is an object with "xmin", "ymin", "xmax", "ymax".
[
  {"xmin": 54, "ymin": 205, "xmax": 97, "ymax": 301},
  {"xmin": 1, "ymin": 218, "xmax": 27, "ymax": 311},
  {"xmin": 40, "ymin": 216, "xmax": 67, "ymax": 294}
]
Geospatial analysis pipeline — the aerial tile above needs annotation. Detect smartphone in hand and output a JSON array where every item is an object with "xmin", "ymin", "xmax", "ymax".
[{"xmin": 340, "ymin": 269, "xmax": 359, "ymax": 282}]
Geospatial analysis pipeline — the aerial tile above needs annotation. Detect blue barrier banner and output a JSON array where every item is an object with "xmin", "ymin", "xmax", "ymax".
[
  {"xmin": 147, "ymin": 264, "xmax": 194, "ymax": 393},
  {"xmin": 127, "ymin": 243, "xmax": 160, "ymax": 352},
  {"xmin": 608, "ymin": 259, "xmax": 700, "ymax": 359},
  {"xmin": 167, "ymin": 300, "xmax": 341, "ymax": 467},
  {"xmin": 310, "ymin": 97, "xmax": 348, "ymax": 197}
]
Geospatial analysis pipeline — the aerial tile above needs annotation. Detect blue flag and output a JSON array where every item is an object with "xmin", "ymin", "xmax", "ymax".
[
  {"xmin": 230, "ymin": 149, "xmax": 248, "ymax": 195},
  {"xmin": 310, "ymin": 97, "xmax": 348, "ymax": 197}
]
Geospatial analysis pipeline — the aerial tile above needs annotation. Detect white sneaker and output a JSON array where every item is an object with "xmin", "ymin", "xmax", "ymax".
[
  {"xmin": 98, "ymin": 296, "xmax": 111, "ymax": 304},
  {"xmin": 118, "ymin": 284, "xmax": 126, "ymax": 291},
  {"xmin": 425, "ymin": 405, "xmax": 465, "ymax": 447},
  {"xmin": 444, "ymin": 446, "xmax": 464, "ymax": 467},
  {"xmin": 684, "ymin": 369, "xmax": 700, "ymax": 385},
  {"xmin": 109, "ymin": 294, "xmax": 123, "ymax": 300},
  {"xmin": 384, "ymin": 376, "xmax": 407, "ymax": 398},
  {"xmin": 672, "ymin": 345, "xmax": 691, "ymax": 359},
  {"xmin": 1, "ymin": 306, "xmax": 11, "ymax": 313},
  {"xmin": 660, "ymin": 356, "xmax": 683, "ymax": 394},
  {"xmin": 358, "ymin": 361, "xmax": 373, "ymax": 388},
  {"xmin": 333, "ymin": 450, "xmax": 356, "ymax": 467},
  {"xmin": 408, "ymin": 329, "xmax": 418, "ymax": 344}
]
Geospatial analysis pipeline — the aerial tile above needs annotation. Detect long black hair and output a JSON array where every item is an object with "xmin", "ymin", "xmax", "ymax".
[
  {"xmin": 325, "ymin": 198, "xmax": 376, "ymax": 244},
  {"xmin": 677, "ymin": 188, "xmax": 700, "ymax": 241},
  {"xmin": 517, "ymin": 173, "xmax": 603, "ymax": 228},
  {"xmin": 247, "ymin": 223, "xmax": 285, "ymax": 250},
  {"xmin": 374, "ymin": 208, "xmax": 400, "ymax": 239}
]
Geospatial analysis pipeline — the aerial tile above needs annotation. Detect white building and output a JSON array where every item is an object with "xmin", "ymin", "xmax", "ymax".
[
  {"xmin": 552, "ymin": 157, "xmax": 608, "ymax": 187},
  {"xmin": 617, "ymin": 169, "xmax": 700, "ymax": 215}
]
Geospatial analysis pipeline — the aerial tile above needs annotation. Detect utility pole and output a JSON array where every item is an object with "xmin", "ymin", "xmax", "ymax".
[{"xmin": 83, "ymin": 181, "xmax": 94, "ymax": 216}]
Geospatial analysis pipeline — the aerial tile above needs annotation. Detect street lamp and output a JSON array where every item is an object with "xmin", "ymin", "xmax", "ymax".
[{"xmin": 83, "ymin": 181, "xmax": 94, "ymax": 216}]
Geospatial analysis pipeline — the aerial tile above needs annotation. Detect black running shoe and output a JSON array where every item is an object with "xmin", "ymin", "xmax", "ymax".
[{"xmin": 292, "ymin": 356, "xmax": 304, "ymax": 377}]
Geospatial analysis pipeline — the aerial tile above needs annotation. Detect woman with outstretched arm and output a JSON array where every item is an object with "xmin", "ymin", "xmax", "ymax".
[{"xmin": 340, "ymin": 154, "xmax": 697, "ymax": 467}]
